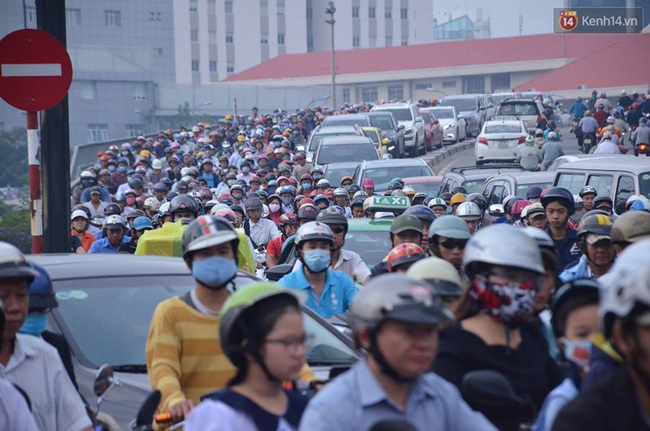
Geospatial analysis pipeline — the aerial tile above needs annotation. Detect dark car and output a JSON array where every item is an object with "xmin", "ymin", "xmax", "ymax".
[
  {"xmin": 367, "ymin": 111, "xmax": 407, "ymax": 158},
  {"xmin": 437, "ymin": 164, "xmax": 525, "ymax": 197},
  {"xmin": 29, "ymin": 254, "xmax": 360, "ymax": 430}
]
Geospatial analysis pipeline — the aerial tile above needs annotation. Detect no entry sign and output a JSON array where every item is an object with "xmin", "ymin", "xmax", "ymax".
[{"xmin": 0, "ymin": 29, "xmax": 73, "ymax": 111}]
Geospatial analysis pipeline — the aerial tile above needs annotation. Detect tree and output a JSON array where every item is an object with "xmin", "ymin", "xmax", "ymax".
[
  {"xmin": 0, "ymin": 128, "xmax": 29, "ymax": 188},
  {"xmin": 0, "ymin": 206, "xmax": 31, "ymax": 253}
]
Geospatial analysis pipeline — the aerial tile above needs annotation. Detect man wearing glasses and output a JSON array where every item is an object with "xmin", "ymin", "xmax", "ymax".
[{"xmin": 427, "ymin": 216, "xmax": 471, "ymax": 274}]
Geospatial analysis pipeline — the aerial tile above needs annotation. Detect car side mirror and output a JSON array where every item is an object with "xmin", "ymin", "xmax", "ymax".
[
  {"xmin": 265, "ymin": 263, "xmax": 293, "ymax": 282},
  {"xmin": 458, "ymin": 115, "xmax": 465, "ymax": 120},
  {"xmin": 94, "ymin": 364, "xmax": 115, "ymax": 397},
  {"xmin": 415, "ymin": 118, "xmax": 423, "ymax": 123},
  {"xmin": 398, "ymin": 124, "xmax": 405, "ymax": 130}
]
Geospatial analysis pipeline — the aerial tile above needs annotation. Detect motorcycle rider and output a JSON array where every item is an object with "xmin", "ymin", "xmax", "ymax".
[
  {"xmin": 88, "ymin": 215, "xmax": 130, "ymax": 253},
  {"xmin": 516, "ymin": 135, "xmax": 542, "ymax": 171},
  {"xmin": 579, "ymin": 186, "xmax": 597, "ymax": 212},
  {"xmin": 618, "ymin": 89, "xmax": 633, "ymax": 111},
  {"xmin": 266, "ymin": 213, "xmax": 298, "ymax": 268},
  {"xmin": 370, "ymin": 214, "xmax": 423, "ymax": 277},
  {"xmin": 593, "ymin": 130, "xmax": 620, "ymax": 154},
  {"xmin": 569, "ymin": 97, "xmax": 587, "ymax": 119},
  {"xmin": 242, "ymin": 197, "xmax": 280, "ymax": 249},
  {"xmin": 627, "ymin": 102, "xmax": 643, "ymax": 128},
  {"xmin": 578, "ymin": 110, "xmax": 598, "ymax": 150},
  {"xmin": 559, "ymin": 214, "xmax": 615, "ymax": 282},
  {"xmin": 299, "ymin": 274, "xmax": 497, "ymax": 431},
  {"xmin": 428, "ymin": 215, "xmax": 471, "ymax": 273},
  {"xmin": 540, "ymin": 131, "xmax": 564, "ymax": 171},
  {"xmin": 632, "ymin": 117, "xmax": 650, "ymax": 156},
  {"xmin": 541, "ymin": 187, "xmax": 581, "ymax": 270}
]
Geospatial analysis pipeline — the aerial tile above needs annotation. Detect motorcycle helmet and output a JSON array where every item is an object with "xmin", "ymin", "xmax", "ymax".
[
  {"xmin": 169, "ymin": 195, "xmax": 200, "ymax": 219},
  {"xmin": 404, "ymin": 205, "xmax": 436, "ymax": 223},
  {"xmin": 387, "ymin": 243, "xmax": 426, "ymax": 272},
  {"xmin": 429, "ymin": 215, "xmax": 470, "ymax": 240},
  {"xmin": 181, "ymin": 215, "xmax": 239, "ymax": 260},
  {"xmin": 455, "ymin": 202, "xmax": 482, "ymax": 220},
  {"xmin": 0, "ymin": 242, "xmax": 39, "ymax": 282},
  {"xmin": 294, "ymin": 221, "xmax": 333, "ymax": 249},
  {"xmin": 611, "ymin": 211, "xmax": 650, "ymax": 245},
  {"xmin": 407, "ymin": 257, "xmax": 464, "ymax": 299},
  {"xmin": 541, "ymin": 187, "xmax": 575, "ymax": 215}
]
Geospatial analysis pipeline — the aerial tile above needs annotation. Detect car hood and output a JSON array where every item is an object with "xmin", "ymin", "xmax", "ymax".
[
  {"xmin": 397, "ymin": 120, "xmax": 415, "ymax": 127},
  {"xmin": 437, "ymin": 118, "xmax": 456, "ymax": 126},
  {"xmin": 459, "ymin": 110, "xmax": 477, "ymax": 117}
]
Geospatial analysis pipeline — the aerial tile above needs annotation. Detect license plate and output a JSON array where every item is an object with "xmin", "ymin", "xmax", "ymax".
[{"xmin": 498, "ymin": 141, "xmax": 511, "ymax": 149}]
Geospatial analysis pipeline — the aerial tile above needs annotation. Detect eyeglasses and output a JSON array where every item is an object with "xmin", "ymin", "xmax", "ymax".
[
  {"xmin": 438, "ymin": 239, "xmax": 468, "ymax": 250},
  {"xmin": 330, "ymin": 227, "xmax": 345, "ymax": 234},
  {"xmin": 265, "ymin": 334, "xmax": 315, "ymax": 353}
]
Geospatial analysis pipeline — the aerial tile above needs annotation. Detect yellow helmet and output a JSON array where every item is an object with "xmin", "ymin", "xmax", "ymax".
[
  {"xmin": 225, "ymin": 114, "xmax": 233, "ymax": 121},
  {"xmin": 450, "ymin": 193, "xmax": 466, "ymax": 206}
]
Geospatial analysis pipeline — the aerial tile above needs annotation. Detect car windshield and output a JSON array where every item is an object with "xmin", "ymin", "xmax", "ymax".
[
  {"xmin": 405, "ymin": 180, "xmax": 441, "ymax": 196},
  {"xmin": 497, "ymin": 103, "xmax": 538, "ymax": 116},
  {"xmin": 369, "ymin": 116, "xmax": 394, "ymax": 130},
  {"xmin": 52, "ymin": 274, "xmax": 357, "ymax": 368},
  {"xmin": 440, "ymin": 98, "xmax": 476, "ymax": 112},
  {"xmin": 485, "ymin": 124, "xmax": 524, "ymax": 134},
  {"xmin": 309, "ymin": 132, "xmax": 358, "ymax": 151},
  {"xmin": 325, "ymin": 165, "xmax": 358, "ymax": 186},
  {"xmin": 323, "ymin": 117, "xmax": 367, "ymax": 127},
  {"xmin": 317, "ymin": 143, "xmax": 377, "ymax": 165},
  {"xmin": 515, "ymin": 182, "xmax": 553, "ymax": 198},
  {"xmin": 363, "ymin": 130, "xmax": 380, "ymax": 144},
  {"xmin": 345, "ymin": 229, "xmax": 393, "ymax": 269},
  {"xmin": 430, "ymin": 108, "xmax": 453, "ymax": 119},
  {"xmin": 362, "ymin": 166, "xmax": 432, "ymax": 191},
  {"xmin": 462, "ymin": 180, "xmax": 488, "ymax": 194},
  {"xmin": 640, "ymin": 172, "xmax": 650, "ymax": 197},
  {"xmin": 380, "ymin": 108, "xmax": 412, "ymax": 122}
]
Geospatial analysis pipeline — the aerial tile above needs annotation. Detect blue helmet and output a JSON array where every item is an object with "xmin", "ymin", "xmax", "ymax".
[
  {"xmin": 404, "ymin": 204, "xmax": 436, "ymax": 222},
  {"xmin": 27, "ymin": 262, "xmax": 58, "ymax": 312}
]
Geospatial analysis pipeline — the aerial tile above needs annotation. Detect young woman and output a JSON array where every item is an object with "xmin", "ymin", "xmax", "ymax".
[{"xmin": 185, "ymin": 282, "xmax": 311, "ymax": 431}]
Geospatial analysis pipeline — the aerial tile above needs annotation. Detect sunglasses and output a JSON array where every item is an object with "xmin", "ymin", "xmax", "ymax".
[
  {"xmin": 438, "ymin": 239, "xmax": 468, "ymax": 250},
  {"xmin": 330, "ymin": 227, "xmax": 345, "ymax": 234}
]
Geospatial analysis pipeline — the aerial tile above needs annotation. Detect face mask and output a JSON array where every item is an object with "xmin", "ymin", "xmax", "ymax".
[
  {"xmin": 281, "ymin": 197, "xmax": 293, "ymax": 206},
  {"xmin": 232, "ymin": 192, "xmax": 243, "ymax": 200},
  {"xmin": 107, "ymin": 165, "xmax": 116, "ymax": 172},
  {"xmin": 192, "ymin": 256, "xmax": 237, "ymax": 289},
  {"xmin": 469, "ymin": 275, "xmax": 537, "ymax": 327},
  {"xmin": 19, "ymin": 314, "xmax": 47, "ymax": 337},
  {"xmin": 126, "ymin": 197, "xmax": 136, "ymax": 206},
  {"xmin": 227, "ymin": 179, "xmax": 236, "ymax": 186},
  {"xmin": 118, "ymin": 166, "xmax": 127, "ymax": 173},
  {"xmin": 269, "ymin": 203, "xmax": 281, "ymax": 213},
  {"xmin": 242, "ymin": 167, "xmax": 250, "ymax": 173},
  {"xmin": 302, "ymin": 183, "xmax": 311, "ymax": 190},
  {"xmin": 303, "ymin": 249, "xmax": 330, "ymax": 273},
  {"xmin": 313, "ymin": 175, "xmax": 322, "ymax": 182},
  {"xmin": 562, "ymin": 338, "xmax": 591, "ymax": 369}
]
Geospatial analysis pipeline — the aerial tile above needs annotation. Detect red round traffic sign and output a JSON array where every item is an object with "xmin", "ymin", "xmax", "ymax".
[{"xmin": 0, "ymin": 29, "xmax": 73, "ymax": 111}]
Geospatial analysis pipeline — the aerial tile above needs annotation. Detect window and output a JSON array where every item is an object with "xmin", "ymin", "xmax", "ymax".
[
  {"xmin": 278, "ymin": 33, "xmax": 285, "ymax": 45},
  {"xmin": 133, "ymin": 84, "xmax": 147, "ymax": 101},
  {"xmin": 369, "ymin": 7, "xmax": 376, "ymax": 18},
  {"xmin": 277, "ymin": 4, "xmax": 284, "ymax": 16},
  {"xmin": 615, "ymin": 175, "xmax": 635, "ymax": 214},
  {"xmin": 26, "ymin": 7, "xmax": 36, "ymax": 25},
  {"xmin": 226, "ymin": 33, "xmax": 234, "ymax": 44},
  {"xmin": 225, "ymin": 1, "xmax": 233, "ymax": 14},
  {"xmin": 352, "ymin": 36, "xmax": 360, "ymax": 48},
  {"xmin": 191, "ymin": 60, "xmax": 200, "ymax": 72},
  {"xmin": 208, "ymin": 0, "xmax": 216, "ymax": 14},
  {"xmin": 388, "ymin": 85, "xmax": 403, "ymax": 101},
  {"xmin": 190, "ymin": 0, "xmax": 198, "ymax": 13},
  {"xmin": 150, "ymin": 12, "xmax": 162, "ymax": 21},
  {"xmin": 400, "ymin": 8, "xmax": 408, "ymax": 19},
  {"xmin": 80, "ymin": 82, "xmax": 96, "ymax": 100},
  {"xmin": 587, "ymin": 174, "xmax": 614, "ymax": 198},
  {"xmin": 352, "ymin": 6, "xmax": 359, "ymax": 18},
  {"xmin": 361, "ymin": 87, "xmax": 378, "ymax": 102},
  {"xmin": 385, "ymin": 8, "xmax": 392, "ymax": 18},
  {"xmin": 307, "ymin": 36, "xmax": 314, "ymax": 51},
  {"xmin": 227, "ymin": 62, "xmax": 235, "ymax": 74},
  {"xmin": 209, "ymin": 61, "xmax": 217, "ymax": 72},
  {"xmin": 369, "ymin": 36, "xmax": 376, "ymax": 48},
  {"xmin": 555, "ymin": 173, "xmax": 585, "ymax": 195},
  {"xmin": 414, "ymin": 83, "xmax": 432, "ymax": 90},
  {"xmin": 401, "ymin": 37, "xmax": 408, "ymax": 46},
  {"xmin": 342, "ymin": 88, "xmax": 351, "ymax": 104},
  {"xmin": 209, "ymin": 31, "xmax": 217, "ymax": 43},
  {"xmin": 385, "ymin": 36, "xmax": 392, "ymax": 47},
  {"xmin": 190, "ymin": 30, "xmax": 199, "ymax": 42},
  {"xmin": 66, "ymin": 9, "xmax": 81, "ymax": 26},
  {"xmin": 261, "ymin": 2, "xmax": 268, "ymax": 15},
  {"xmin": 261, "ymin": 34, "xmax": 269, "ymax": 44},
  {"xmin": 125, "ymin": 124, "xmax": 144, "ymax": 137},
  {"xmin": 88, "ymin": 124, "xmax": 109, "ymax": 143},
  {"xmin": 306, "ymin": 7, "xmax": 313, "ymax": 19},
  {"xmin": 153, "ymin": 47, "xmax": 163, "ymax": 56},
  {"xmin": 442, "ymin": 81, "xmax": 457, "ymax": 88},
  {"xmin": 105, "ymin": 10, "xmax": 121, "ymax": 27},
  {"xmin": 463, "ymin": 75, "xmax": 484, "ymax": 94}
]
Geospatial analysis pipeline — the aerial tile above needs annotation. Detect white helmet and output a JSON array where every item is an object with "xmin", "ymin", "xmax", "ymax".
[
  {"xmin": 103, "ymin": 214, "xmax": 126, "ymax": 229},
  {"xmin": 600, "ymin": 241, "xmax": 650, "ymax": 337},
  {"xmin": 152, "ymin": 159, "xmax": 163, "ymax": 170},
  {"xmin": 158, "ymin": 202, "xmax": 171, "ymax": 217},
  {"xmin": 463, "ymin": 224, "xmax": 544, "ymax": 276},
  {"xmin": 407, "ymin": 257, "xmax": 464, "ymax": 299},
  {"xmin": 525, "ymin": 135, "xmax": 534, "ymax": 145},
  {"xmin": 144, "ymin": 197, "xmax": 161, "ymax": 212},
  {"xmin": 455, "ymin": 202, "xmax": 481, "ymax": 220},
  {"xmin": 621, "ymin": 89, "xmax": 627, "ymax": 95}
]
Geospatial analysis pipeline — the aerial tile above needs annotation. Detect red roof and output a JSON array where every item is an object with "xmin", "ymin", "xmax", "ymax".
[
  {"xmin": 224, "ymin": 33, "xmax": 640, "ymax": 83},
  {"xmin": 514, "ymin": 34, "xmax": 650, "ymax": 91}
]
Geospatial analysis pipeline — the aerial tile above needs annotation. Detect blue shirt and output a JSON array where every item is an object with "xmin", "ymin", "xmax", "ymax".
[
  {"xmin": 532, "ymin": 378, "xmax": 578, "ymax": 431},
  {"xmin": 88, "ymin": 236, "xmax": 130, "ymax": 254},
  {"xmin": 278, "ymin": 268, "xmax": 357, "ymax": 318},
  {"xmin": 299, "ymin": 359, "xmax": 498, "ymax": 431}
]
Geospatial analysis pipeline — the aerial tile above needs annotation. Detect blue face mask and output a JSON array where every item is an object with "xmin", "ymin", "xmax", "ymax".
[
  {"xmin": 118, "ymin": 166, "xmax": 127, "ymax": 173},
  {"xmin": 107, "ymin": 165, "xmax": 116, "ymax": 172},
  {"xmin": 281, "ymin": 197, "xmax": 293, "ymax": 206},
  {"xmin": 562, "ymin": 338, "xmax": 591, "ymax": 369},
  {"xmin": 303, "ymin": 248, "xmax": 330, "ymax": 273},
  {"xmin": 192, "ymin": 256, "xmax": 237, "ymax": 289},
  {"xmin": 19, "ymin": 313, "xmax": 47, "ymax": 337},
  {"xmin": 302, "ymin": 183, "xmax": 311, "ymax": 190}
]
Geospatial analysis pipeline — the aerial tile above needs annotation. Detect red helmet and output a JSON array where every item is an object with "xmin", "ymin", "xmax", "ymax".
[
  {"xmin": 511, "ymin": 199, "xmax": 531, "ymax": 218},
  {"xmin": 387, "ymin": 243, "xmax": 426, "ymax": 272},
  {"xmin": 278, "ymin": 213, "xmax": 299, "ymax": 227}
]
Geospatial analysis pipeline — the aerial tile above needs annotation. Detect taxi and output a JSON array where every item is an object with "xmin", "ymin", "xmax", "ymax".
[
  {"xmin": 361, "ymin": 126, "xmax": 392, "ymax": 157},
  {"xmin": 475, "ymin": 116, "xmax": 529, "ymax": 165}
]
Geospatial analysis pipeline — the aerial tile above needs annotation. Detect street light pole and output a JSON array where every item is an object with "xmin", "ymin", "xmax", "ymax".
[{"xmin": 326, "ymin": 2, "xmax": 336, "ymax": 112}]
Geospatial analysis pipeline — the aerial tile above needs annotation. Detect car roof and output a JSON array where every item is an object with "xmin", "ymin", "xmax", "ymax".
[
  {"xmin": 312, "ymin": 125, "xmax": 360, "ymax": 134},
  {"xmin": 403, "ymin": 175, "xmax": 443, "ymax": 183},
  {"xmin": 348, "ymin": 218, "xmax": 393, "ymax": 231},
  {"xmin": 372, "ymin": 102, "xmax": 412, "ymax": 109},
  {"xmin": 557, "ymin": 156, "xmax": 650, "ymax": 173},
  {"xmin": 323, "ymin": 113, "xmax": 369, "ymax": 122},
  {"xmin": 500, "ymin": 99, "xmax": 538, "ymax": 104},
  {"xmin": 319, "ymin": 135, "xmax": 374, "ymax": 145},
  {"xmin": 485, "ymin": 119, "xmax": 524, "ymax": 126},
  {"xmin": 360, "ymin": 158, "xmax": 428, "ymax": 168},
  {"xmin": 323, "ymin": 161, "xmax": 360, "ymax": 171},
  {"xmin": 486, "ymin": 171, "xmax": 555, "ymax": 183},
  {"xmin": 442, "ymin": 94, "xmax": 480, "ymax": 100}
]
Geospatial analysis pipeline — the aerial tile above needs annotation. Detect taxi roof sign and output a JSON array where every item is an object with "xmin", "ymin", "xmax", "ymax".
[{"xmin": 367, "ymin": 195, "xmax": 410, "ymax": 216}]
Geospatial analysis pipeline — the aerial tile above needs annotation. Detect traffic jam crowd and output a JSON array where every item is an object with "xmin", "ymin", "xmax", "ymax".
[{"xmin": 2, "ymin": 93, "xmax": 650, "ymax": 431}]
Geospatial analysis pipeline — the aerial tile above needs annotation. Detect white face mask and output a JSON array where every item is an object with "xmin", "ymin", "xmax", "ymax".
[{"xmin": 269, "ymin": 203, "xmax": 281, "ymax": 213}]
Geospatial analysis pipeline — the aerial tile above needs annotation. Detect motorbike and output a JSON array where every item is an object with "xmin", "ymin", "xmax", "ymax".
[
  {"xmin": 91, "ymin": 364, "xmax": 123, "ymax": 431},
  {"xmin": 630, "ymin": 125, "xmax": 650, "ymax": 157},
  {"xmin": 581, "ymin": 132, "xmax": 595, "ymax": 154},
  {"xmin": 132, "ymin": 390, "xmax": 161, "ymax": 431}
]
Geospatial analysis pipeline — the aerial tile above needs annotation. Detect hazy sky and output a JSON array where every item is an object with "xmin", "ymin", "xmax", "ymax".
[{"xmin": 435, "ymin": 0, "xmax": 566, "ymax": 37}]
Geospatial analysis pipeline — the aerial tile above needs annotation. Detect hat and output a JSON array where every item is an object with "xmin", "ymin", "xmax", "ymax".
[
  {"xmin": 391, "ymin": 214, "xmax": 423, "ymax": 235},
  {"xmin": 89, "ymin": 187, "xmax": 101, "ymax": 195},
  {"xmin": 132, "ymin": 216, "xmax": 154, "ymax": 231},
  {"xmin": 362, "ymin": 178, "xmax": 374, "ymax": 188},
  {"xmin": 587, "ymin": 233, "xmax": 610, "ymax": 245},
  {"xmin": 71, "ymin": 210, "xmax": 88, "ymax": 221}
]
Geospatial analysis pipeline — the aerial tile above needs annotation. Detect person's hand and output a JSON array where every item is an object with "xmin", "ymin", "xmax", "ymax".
[{"xmin": 170, "ymin": 399, "xmax": 195, "ymax": 423}]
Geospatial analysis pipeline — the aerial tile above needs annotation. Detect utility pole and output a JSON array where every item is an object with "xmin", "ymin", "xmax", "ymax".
[{"xmin": 325, "ymin": 2, "xmax": 336, "ymax": 112}]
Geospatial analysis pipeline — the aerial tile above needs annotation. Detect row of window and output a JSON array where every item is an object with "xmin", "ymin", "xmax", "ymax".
[
  {"xmin": 353, "ymin": 36, "xmax": 408, "ymax": 48},
  {"xmin": 195, "ymin": 32, "xmax": 285, "ymax": 45},
  {"xmin": 353, "ymin": 7, "xmax": 408, "ymax": 19},
  {"xmin": 79, "ymin": 82, "xmax": 147, "ymax": 100},
  {"xmin": 190, "ymin": 1, "xmax": 285, "ymax": 16},
  {"xmin": 192, "ymin": 60, "xmax": 234, "ymax": 74}
]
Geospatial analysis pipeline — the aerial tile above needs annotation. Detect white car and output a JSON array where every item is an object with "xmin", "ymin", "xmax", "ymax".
[
  {"xmin": 424, "ymin": 106, "xmax": 467, "ymax": 144},
  {"xmin": 371, "ymin": 102, "xmax": 426, "ymax": 157},
  {"xmin": 475, "ymin": 117, "xmax": 528, "ymax": 165}
]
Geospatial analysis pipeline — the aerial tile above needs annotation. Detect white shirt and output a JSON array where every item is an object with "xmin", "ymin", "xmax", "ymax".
[
  {"xmin": 2, "ymin": 334, "xmax": 92, "ymax": 431},
  {"xmin": 247, "ymin": 217, "xmax": 281, "ymax": 247},
  {"xmin": 0, "ymin": 378, "xmax": 39, "ymax": 431},
  {"xmin": 186, "ymin": 399, "xmax": 297, "ymax": 431},
  {"xmin": 593, "ymin": 139, "xmax": 620, "ymax": 154}
]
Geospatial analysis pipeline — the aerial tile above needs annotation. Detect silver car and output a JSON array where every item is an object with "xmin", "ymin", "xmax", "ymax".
[
  {"xmin": 371, "ymin": 102, "xmax": 426, "ymax": 157},
  {"xmin": 475, "ymin": 118, "xmax": 528, "ymax": 165},
  {"xmin": 424, "ymin": 106, "xmax": 467, "ymax": 144}
]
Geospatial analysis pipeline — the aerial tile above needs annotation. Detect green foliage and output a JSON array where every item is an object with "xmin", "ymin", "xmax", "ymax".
[
  {"xmin": 0, "ymin": 128, "xmax": 29, "ymax": 188},
  {"xmin": 0, "ymin": 207, "xmax": 31, "ymax": 254}
]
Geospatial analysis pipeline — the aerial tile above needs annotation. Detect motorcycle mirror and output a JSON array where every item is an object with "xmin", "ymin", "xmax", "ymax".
[
  {"xmin": 94, "ymin": 364, "xmax": 115, "ymax": 397},
  {"xmin": 134, "ymin": 390, "xmax": 161, "ymax": 429},
  {"xmin": 264, "ymin": 263, "xmax": 293, "ymax": 282},
  {"xmin": 461, "ymin": 370, "xmax": 526, "ymax": 408}
]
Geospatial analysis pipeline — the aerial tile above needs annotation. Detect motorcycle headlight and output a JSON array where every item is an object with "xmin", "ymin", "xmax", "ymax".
[{"xmin": 296, "ymin": 145, "xmax": 305, "ymax": 152}]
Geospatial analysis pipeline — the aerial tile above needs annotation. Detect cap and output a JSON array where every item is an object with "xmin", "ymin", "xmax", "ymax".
[
  {"xmin": 390, "ymin": 214, "xmax": 423, "ymax": 235},
  {"xmin": 587, "ymin": 233, "xmax": 610, "ymax": 245},
  {"xmin": 71, "ymin": 210, "xmax": 89, "ymax": 221},
  {"xmin": 132, "ymin": 216, "xmax": 154, "ymax": 231}
]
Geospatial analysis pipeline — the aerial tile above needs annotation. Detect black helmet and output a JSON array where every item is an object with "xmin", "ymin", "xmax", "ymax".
[
  {"xmin": 577, "ymin": 214, "xmax": 612, "ymax": 240},
  {"xmin": 243, "ymin": 197, "xmax": 263, "ymax": 212},
  {"xmin": 593, "ymin": 196, "xmax": 613, "ymax": 211},
  {"xmin": 550, "ymin": 279, "xmax": 600, "ymax": 338},
  {"xmin": 27, "ymin": 262, "xmax": 58, "ymax": 312},
  {"xmin": 579, "ymin": 186, "xmax": 597, "ymax": 198},
  {"xmin": 104, "ymin": 203, "xmax": 121, "ymax": 216},
  {"xmin": 297, "ymin": 204, "xmax": 320, "ymax": 221},
  {"xmin": 404, "ymin": 205, "xmax": 436, "ymax": 222},
  {"xmin": 451, "ymin": 186, "xmax": 467, "ymax": 195},
  {"xmin": 465, "ymin": 193, "xmax": 488, "ymax": 213},
  {"xmin": 169, "ymin": 195, "xmax": 200, "ymax": 218},
  {"xmin": 439, "ymin": 192, "xmax": 453, "ymax": 201},
  {"xmin": 181, "ymin": 215, "xmax": 239, "ymax": 260},
  {"xmin": 526, "ymin": 186, "xmax": 543, "ymax": 200},
  {"xmin": 541, "ymin": 187, "xmax": 575, "ymax": 215}
]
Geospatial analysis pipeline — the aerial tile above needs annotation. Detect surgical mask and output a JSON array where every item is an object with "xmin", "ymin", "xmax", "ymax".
[
  {"xmin": 313, "ymin": 175, "xmax": 322, "ymax": 181},
  {"xmin": 19, "ymin": 314, "xmax": 47, "ymax": 337},
  {"xmin": 118, "ymin": 166, "xmax": 127, "ymax": 173},
  {"xmin": 108, "ymin": 165, "xmax": 116, "ymax": 172},
  {"xmin": 227, "ymin": 179, "xmax": 236, "ymax": 186},
  {"xmin": 192, "ymin": 256, "xmax": 237, "ymax": 289},
  {"xmin": 303, "ymin": 249, "xmax": 330, "ymax": 273},
  {"xmin": 469, "ymin": 275, "xmax": 537, "ymax": 327},
  {"xmin": 126, "ymin": 197, "xmax": 136, "ymax": 206},
  {"xmin": 232, "ymin": 192, "xmax": 243, "ymax": 200},
  {"xmin": 281, "ymin": 197, "xmax": 293, "ymax": 206},
  {"xmin": 121, "ymin": 150, "xmax": 130, "ymax": 156},
  {"xmin": 562, "ymin": 338, "xmax": 591, "ymax": 369},
  {"xmin": 302, "ymin": 183, "xmax": 311, "ymax": 190},
  {"xmin": 269, "ymin": 203, "xmax": 281, "ymax": 213},
  {"xmin": 241, "ymin": 167, "xmax": 250, "ymax": 173}
]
